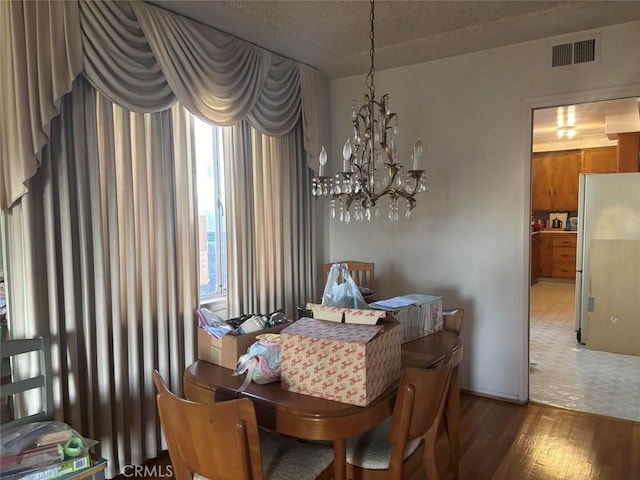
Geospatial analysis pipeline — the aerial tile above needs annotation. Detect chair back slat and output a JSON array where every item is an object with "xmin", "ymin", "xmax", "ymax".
[
  {"xmin": 387, "ymin": 357, "xmax": 453, "ymax": 476},
  {"xmin": 153, "ymin": 370, "xmax": 264, "ymax": 480},
  {"xmin": 322, "ymin": 261, "xmax": 374, "ymax": 290},
  {"xmin": 443, "ymin": 308, "xmax": 464, "ymax": 336},
  {"xmin": 0, "ymin": 336, "xmax": 53, "ymax": 433},
  {"xmin": 2, "ymin": 377, "xmax": 46, "ymax": 396},
  {"xmin": 391, "ymin": 358, "xmax": 453, "ymax": 441}
]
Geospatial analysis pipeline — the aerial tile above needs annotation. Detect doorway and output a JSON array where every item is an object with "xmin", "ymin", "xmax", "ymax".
[{"xmin": 528, "ymin": 98, "xmax": 640, "ymax": 422}]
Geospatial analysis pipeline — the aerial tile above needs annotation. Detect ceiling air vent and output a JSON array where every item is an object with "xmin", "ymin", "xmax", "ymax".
[
  {"xmin": 574, "ymin": 39, "xmax": 596, "ymax": 64},
  {"xmin": 551, "ymin": 37, "xmax": 598, "ymax": 68},
  {"xmin": 552, "ymin": 43, "xmax": 573, "ymax": 67}
]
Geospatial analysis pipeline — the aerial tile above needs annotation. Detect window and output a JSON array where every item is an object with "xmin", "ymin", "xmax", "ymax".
[{"xmin": 193, "ymin": 115, "xmax": 227, "ymax": 302}]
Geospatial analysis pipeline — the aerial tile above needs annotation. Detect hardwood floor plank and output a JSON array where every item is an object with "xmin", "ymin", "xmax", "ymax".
[{"xmin": 492, "ymin": 403, "xmax": 640, "ymax": 480}]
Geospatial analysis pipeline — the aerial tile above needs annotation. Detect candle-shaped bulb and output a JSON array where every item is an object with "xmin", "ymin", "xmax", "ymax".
[
  {"xmin": 319, "ymin": 146, "xmax": 327, "ymax": 176},
  {"xmin": 343, "ymin": 139, "xmax": 352, "ymax": 172},
  {"xmin": 412, "ymin": 138, "xmax": 423, "ymax": 170}
]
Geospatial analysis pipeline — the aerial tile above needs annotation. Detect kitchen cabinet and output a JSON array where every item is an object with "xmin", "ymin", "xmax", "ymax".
[
  {"xmin": 581, "ymin": 146, "xmax": 617, "ymax": 173},
  {"xmin": 617, "ymin": 132, "xmax": 640, "ymax": 173},
  {"xmin": 531, "ymin": 233, "xmax": 540, "ymax": 284},
  {"xmin": 531, "ymin": 151, "xmax": 581, "ymax": 211},
  {"xmin": 538, "ymin": 233, "xmax": 553, "ymax": 277},
  {"xmin": 537, "ymin": 232, "xmax": 576, "ymax": 279}
]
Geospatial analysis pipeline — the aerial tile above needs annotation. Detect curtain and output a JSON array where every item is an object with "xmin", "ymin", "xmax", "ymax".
[
  {"xmin": 1, "ymin": 1, "xmax": 324, "ymax": 475},
  {"xmin": 1, "ymin": 0, "xmax": 330, "ymax": 210},
  {"xmin": 131, "ymin": 1, "xmax": 301, "ymax": 135},
  {"xmin": 4, "ymin": 76, "xmax": 198, "ymax": 477},
  {"xmin": 224, "ymin": 120, "xmax": 317, "ymax": 318},
  {"xmin": 79, "ymin": 0, "xmax": 175, "ymax": 112},
  {"xmin": 0, "ymin": 0, "xmax": 83, "ymax": 209}
]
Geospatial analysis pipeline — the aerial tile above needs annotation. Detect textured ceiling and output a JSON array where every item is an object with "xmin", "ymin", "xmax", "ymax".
[
  {"xmin": 147, "ymin": 1, "xmax": 640, "ymax": 147},
  {"xmin": 149, "ymin": 0, "xmax": 640, "ymax": 79},
  {"xmin": 220, "ymin": 1, "xmax": 577, "ymax": 58}
]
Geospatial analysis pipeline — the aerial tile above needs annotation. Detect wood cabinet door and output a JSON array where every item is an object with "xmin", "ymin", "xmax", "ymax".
[
  {"xmin": 552, "ymin": 152, "xmax": 580, "ymax": 210},
  {"xmin": 617, "ymin": 133, "xmax": 640, "ymax": 173},
  {"xmin": 581, "ymin": 146, "xmax": 617, "ymax": 173},
  {"xmin": 531, "ymin": 234, "xmax": 540, "ymax": 282},
  {"xmin": 539, "ymin": 234, "xmax": 553, "ymax": 277},
  {"xmin": 531, "ymin": 154, "xmax": 554, "ymax": 211},
  {"xmin": 552, "ymin": 261, "xmax": 576, "ymax": 279}
]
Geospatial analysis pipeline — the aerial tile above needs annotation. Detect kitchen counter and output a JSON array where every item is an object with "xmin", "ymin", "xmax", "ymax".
[{"xmin": 538, "ymin": 229, "xmax": 577, "ymax": 234}]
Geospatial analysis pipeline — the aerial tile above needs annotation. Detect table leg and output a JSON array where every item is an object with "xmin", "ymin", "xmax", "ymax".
[
  {"xmin": 333, "ymin": 438, "xmax": 346, "ymax": 480},
  {"xmin": 445, "ymin": 365, "xmax": 461, "ymax": 479}
]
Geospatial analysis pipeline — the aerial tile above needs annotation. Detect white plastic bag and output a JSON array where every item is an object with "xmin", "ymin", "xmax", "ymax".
[
  {"xmin": 321, "ymin": 263, "xmax": 369, "ymax": 309},
  {"xmin": 233, "ymin": 339, "xmax": 282, "ymax": 391}
]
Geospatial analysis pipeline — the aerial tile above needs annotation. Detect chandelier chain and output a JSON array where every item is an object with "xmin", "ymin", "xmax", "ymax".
[{"xmin": 366, "ymin": 0, "xmax": 375, "ymax": 99}]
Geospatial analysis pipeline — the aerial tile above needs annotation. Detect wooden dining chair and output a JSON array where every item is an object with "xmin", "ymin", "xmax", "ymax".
[
  {"xmin": 344, "ymin": 357, "xmax": 454, "ymax": 480},
  {"xmin": 440, "ymin": 308, "xmax": 464, "ymax": 478},
  {"xmin": 322, "ymin": 261, "xmax": 375, "ymax": 290},
  {"xmin": 442, "ymin": 308, "xmax": 464, "ymax": 336},
  {"xmin": 152, "ymin": 370, "xmax": 334, "ymax": 480}
]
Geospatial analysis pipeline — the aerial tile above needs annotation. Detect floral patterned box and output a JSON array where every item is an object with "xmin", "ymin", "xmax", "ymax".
[{"xmin": 280, "ymin": 316, "xmax": 402, "ymax": 406}]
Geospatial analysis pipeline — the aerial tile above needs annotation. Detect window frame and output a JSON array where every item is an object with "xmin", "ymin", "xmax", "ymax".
[{"xmin": 194, "ymin": 117, "xmax": 228, "ymax": 304}]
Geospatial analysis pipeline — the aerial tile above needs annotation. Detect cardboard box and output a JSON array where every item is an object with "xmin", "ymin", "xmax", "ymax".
[
  {"xmin": 280, "ymin": 317, "xmax": 402, "ymax": 406},
  {"xmin": 197, "ymin": 322, "xmax": 291, "ymax": 369},
  {"xmin": 6, "ymin": 454, "xmax": 91, "ymax": 480},
  {"xmin": 375, "ymin": 294, "xmax": 443, "ymax": 343},
  {"xmin": 402, "ymin": 294, "xmax": 443, "ymax": 343}
]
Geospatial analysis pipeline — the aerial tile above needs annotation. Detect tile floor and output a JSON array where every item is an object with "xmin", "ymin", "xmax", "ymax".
[{"xmin": 529, "ymin": 281, "xmax": 640, "ymax": 422}]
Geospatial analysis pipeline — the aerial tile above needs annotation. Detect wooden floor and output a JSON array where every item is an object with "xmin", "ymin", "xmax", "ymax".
[
  {"xmin": 130, "ymin": 393, "xmax": 640, "ymax": 480},
  {"xmin": 424, "ymin": 394, "xmax": 640, "ymax": 480}
]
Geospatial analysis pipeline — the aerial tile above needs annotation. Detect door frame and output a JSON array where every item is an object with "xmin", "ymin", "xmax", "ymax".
[{"xmin": 520, "ymin": 83, "xmax": 640, "ymax": 403}]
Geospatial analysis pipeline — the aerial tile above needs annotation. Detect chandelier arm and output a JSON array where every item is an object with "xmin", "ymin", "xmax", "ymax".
[
  {"xmin": 380, "ymin": 140, "xmax": 393, "ymax": 162},
  {"xmin": 365, "ymin": 164, "xmax": 400, "ymax": 204}
]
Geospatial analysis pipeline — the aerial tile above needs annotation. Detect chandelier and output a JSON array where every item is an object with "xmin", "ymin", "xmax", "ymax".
[{"xmin": 311, "ymin": 0, "xmax": 427, "ymax": 222}]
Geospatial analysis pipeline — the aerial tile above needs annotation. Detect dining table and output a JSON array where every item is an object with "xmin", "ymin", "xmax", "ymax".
[{"xmin": 184, "ymin": 329, "xmax": 463, "ymax": 480}]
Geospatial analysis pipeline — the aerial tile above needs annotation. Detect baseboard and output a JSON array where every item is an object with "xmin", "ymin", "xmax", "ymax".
[
  {"xmin": 461, "ymin": 388, "xmax": 526, "ymax": 405},
  {"xmin": 534, "ymin": 277, "xmax": 575, "ymax": 284}
]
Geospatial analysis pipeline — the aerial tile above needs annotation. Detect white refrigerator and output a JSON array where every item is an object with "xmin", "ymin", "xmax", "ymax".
[{"xmin": 575, "ymin": 172, "xmax": 640, "ymax": 344}]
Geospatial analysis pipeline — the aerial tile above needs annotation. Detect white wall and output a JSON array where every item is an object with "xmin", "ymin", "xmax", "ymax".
[{"xmin": 328, "ymin": 21, "xmax": 640, "ymax": 401}]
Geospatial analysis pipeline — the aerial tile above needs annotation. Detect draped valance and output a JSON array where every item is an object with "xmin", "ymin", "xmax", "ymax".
[{"xmin": 0, "ymin": 0, "xmax": 326, "ymax": 210}]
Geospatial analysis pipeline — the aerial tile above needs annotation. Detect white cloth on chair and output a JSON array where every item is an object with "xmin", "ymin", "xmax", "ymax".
[{"xmin": 345, "ymin": 417, "xmax": 421, "ymax": 470}]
